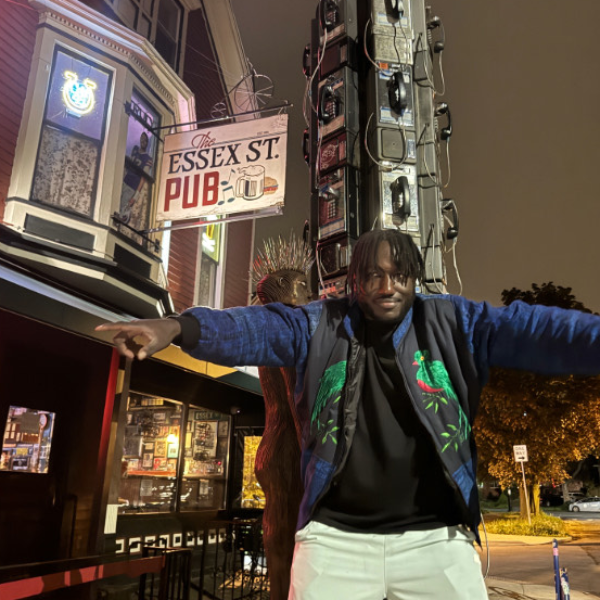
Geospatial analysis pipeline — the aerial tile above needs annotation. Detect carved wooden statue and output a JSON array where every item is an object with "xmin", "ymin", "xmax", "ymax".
[{"xmin": 251, "ymin": 234, "xmax": 313, "ymax": 600}]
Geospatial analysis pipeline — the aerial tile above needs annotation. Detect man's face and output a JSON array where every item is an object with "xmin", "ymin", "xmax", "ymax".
[{"xmin": 356, "ymin": 241, "xmax": 416, "ymax": 322}]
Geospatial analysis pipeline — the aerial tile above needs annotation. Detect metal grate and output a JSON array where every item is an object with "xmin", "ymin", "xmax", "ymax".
[{"xmin": 197, "ymin": 519, "xmax": 269, "ymax": 600}]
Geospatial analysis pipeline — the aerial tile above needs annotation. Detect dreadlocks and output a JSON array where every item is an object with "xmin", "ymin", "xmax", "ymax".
[{"xmin": 346, "ymin": 229, "xmax": 424, "ymax": 298}]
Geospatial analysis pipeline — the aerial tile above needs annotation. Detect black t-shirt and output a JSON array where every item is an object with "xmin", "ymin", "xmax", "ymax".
[{"xmin": 313, "ymin": 320, "xmax": 463, "ymax": 533}]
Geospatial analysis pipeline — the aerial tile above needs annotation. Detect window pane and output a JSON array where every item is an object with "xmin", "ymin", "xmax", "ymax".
[
  {"xmin": 157, "ymin": 0, "xmax": 180, "ymax": 38},
  {"xmin": 154, "ymin": 27, "xmax": 177, "ymax": 68},
  {"xmin": 119, "ymin": 393, "xmax": 182, "ymax": 514},
  {"xmin": 45, "ymin": 49, "xmax": 111, "ymax": 141},
  {"xmin": 125, "ymin": 91, "xmax": 158, "ymax": 178},
  {"xmin": 32, "ymin": 125, "xmax": 97, "ymax": 216},
  {"xmin": 197, "ymin": 252, "xmax": 217, "ymax": 307},
  {"xmin": 141, "ymin": 0, "xmax": 154, "ymax": 15},
  {"xmin": 240, "ymin": 436, "xmax": 265, "ymax": 509},
  {"xmin": 180, "ymin": 408, "xmax": 230, "ymax": 511},
  {"xmin": 118, "ymin": 91, "xmax": 158, "ymax": 234},
  {"xmin": 139, "ymin": 15, "xmax": 151, "ymax": 39},
  {"xmin": 114, "ymin": 0, "xmax": 138, "ymax": 27}
]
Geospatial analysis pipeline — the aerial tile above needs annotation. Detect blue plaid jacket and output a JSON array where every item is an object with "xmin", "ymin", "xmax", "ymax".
[{"xmin": 182, "ymin": 294, "xmax": 600, "ymax": 536}]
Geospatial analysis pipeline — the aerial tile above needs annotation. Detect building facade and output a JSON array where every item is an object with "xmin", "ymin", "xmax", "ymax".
[{"xmin": 0, "ymin": 0, "xmax": 264, "ymax": 575}]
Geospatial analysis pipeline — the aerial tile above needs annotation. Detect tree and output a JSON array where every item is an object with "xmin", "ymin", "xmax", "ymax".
[{"xmin": 474, "ymin": 282, "xmax": 600, "ymax": 518}]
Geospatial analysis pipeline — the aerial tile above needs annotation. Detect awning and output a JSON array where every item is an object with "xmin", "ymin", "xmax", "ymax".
[{"xmin": 0, "ymin": 259, "xmax": 262, "ymax": 396}]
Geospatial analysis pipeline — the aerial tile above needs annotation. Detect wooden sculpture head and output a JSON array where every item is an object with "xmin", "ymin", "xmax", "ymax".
[{"xmin": 252, "ymin": 233, "xmax": 314, "ymax": 306}]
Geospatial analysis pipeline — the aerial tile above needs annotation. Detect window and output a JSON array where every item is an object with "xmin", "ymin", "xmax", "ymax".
[
  {"xmin": 107, "ymin": 0, "xmax": 182, "ymax": 70},
  {"xmin": 180, "ymin": 407, "xmax": 230, "ymax": 511},
  {"xmin": 1, "ymin": 406, "xmax": 56, "ymax": 474},
  {"xmin": 197, "ymin": 222, "xmax": 222, "ymax": 307},
  {"xmin": 119, "ymin": 394, "xmax": 230, "ymax": 513},
  {"xmin": 119, "ymin": 393, "xmax": 182, "ymax": 513},
  {"xmin": 155, "ymin": 0, "xmax": 181, "ymax": 69},
  {"xmin": 117, "ymin": 91, "xmax": 159, "ymax": 238},
  {"xmin": 31, "ymin": 48, "xmax": 112, "ymax": 217},
  {"xmin": 240, "ymin": 436, "xmax": 265, "ymax": 509}
]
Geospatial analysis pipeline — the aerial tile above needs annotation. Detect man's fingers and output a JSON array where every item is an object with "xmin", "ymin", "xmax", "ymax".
[
  {"xmin": 95, "ymin": 319, "xmax": 180, "ymax": 360},
  {"xmin": 96, "ymin": 323, "xmax": 153, "ymax": 360}
]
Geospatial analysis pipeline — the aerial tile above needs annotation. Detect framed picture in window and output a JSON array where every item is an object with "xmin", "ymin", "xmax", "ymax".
[
  {"xmin": 123, "ymin": 435, "xmax": 142, "ymax": 457},
  {"xmin": 142, "ymin": 453, "xmax": 154, "ymax": 468},
  {"xmin": 127, "ymin": 459, "xmax": 140, "ymax": 472},
  {"xmin": 167, "ymin": 443, "xmax": 179, "ymax": 459},
  {"xmin": 154, "ymin": 441, "xmax": 167, "ymax": 457},
  {"xmin": 153, "ymin": 458, "xmax": 167, "ymax": 471}
]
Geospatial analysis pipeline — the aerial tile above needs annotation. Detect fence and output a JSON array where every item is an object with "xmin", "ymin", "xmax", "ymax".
[{"xmin": 196, "ymin": 518, "xmax": 269, "ymax": 600}]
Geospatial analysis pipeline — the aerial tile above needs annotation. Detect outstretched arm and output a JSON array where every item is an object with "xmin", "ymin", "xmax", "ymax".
[
  {"xmin": 95, "ymin": 318, "xmax": 181, "ymax": 360},
  {"xmin": 96, "ymin": 301, "xmax": 322, "ymax": 368},
  {"xmin": 450, "ymin": 295, "xmax": 600, "ymax": 380}
]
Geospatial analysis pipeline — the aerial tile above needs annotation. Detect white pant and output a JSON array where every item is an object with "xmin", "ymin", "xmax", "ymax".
[{"xmin": 288, "ymin": 521, "xmax": 488, "ymax": 600}]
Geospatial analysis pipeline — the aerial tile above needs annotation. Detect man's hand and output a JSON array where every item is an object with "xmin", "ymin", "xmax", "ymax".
[{"xmin": 95, "ymin": 318, "xmax": 181, "ymax": 360}]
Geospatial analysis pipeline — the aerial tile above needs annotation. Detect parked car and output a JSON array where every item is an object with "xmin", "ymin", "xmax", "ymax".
[
  {"xmin": 568, "ymin": 497, "xmax": 600, "ymax": 512},
  {"xmin": 540, "ymin": 493, "xmax": 565, "ymax": 507}
]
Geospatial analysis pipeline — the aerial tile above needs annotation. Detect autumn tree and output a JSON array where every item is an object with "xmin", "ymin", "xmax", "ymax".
[{"xmin": 474, "ymin": 282, "xmax": 600, "ymax": 517}]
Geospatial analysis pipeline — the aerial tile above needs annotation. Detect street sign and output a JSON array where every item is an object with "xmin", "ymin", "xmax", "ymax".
[{"xmin": 513, "ymin": 444, "xmax": 528, "ymax": 462}]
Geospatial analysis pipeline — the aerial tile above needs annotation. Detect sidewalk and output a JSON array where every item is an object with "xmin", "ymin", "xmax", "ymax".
[{"xmin": 486, "ymin": 576, "xmax": 600, "ymax": 599}]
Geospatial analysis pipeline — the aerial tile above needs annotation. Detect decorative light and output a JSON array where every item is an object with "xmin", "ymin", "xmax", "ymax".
[{"xmin": 62, "ymin": 70, "xmax": 97, "ymax": 116}]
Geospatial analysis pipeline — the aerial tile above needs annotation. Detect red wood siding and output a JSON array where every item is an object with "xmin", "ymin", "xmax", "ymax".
[
  {"xmin": 223, "ymin": 220, "xmax": 253, "ymax": 308},
  {"xmin": 0, "ymin": 0, "xmax": 38, "ymax": 221},
  {"xmin": 184, "ymin": 9, "xmax": 228, "ymax": 120},
  {"xmin": 167, "ymin": 226, "xmax": 199, "ymax": 313}
]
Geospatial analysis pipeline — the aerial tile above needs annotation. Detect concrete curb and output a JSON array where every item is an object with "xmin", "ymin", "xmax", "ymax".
[{"xmin": 481, "ymin": 533, "xmax": 572, "ymax": 546}]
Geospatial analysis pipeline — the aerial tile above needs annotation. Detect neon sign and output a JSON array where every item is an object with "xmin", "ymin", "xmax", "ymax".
[{"xmin": 62, "ymin": 70, "xmax": 97, "ymax": 116}]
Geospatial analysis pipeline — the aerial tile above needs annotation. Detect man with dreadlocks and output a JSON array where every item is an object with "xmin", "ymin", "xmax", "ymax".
[
  {"xmin": 251, "ymin": 233, "xmax": 312, "ymax": 600},
  {"xmin": 97, "ymin": 229, "xmax": 600, "ymax": 600}
]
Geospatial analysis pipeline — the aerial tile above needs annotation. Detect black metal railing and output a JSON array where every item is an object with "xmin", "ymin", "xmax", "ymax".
[
  {"xmin": 140, "ymin": 546, "xmax": 192, "ymax": 600},
  {"xmin": 196, "ymin": 518, "xmax": 269, "ymax": 600}
]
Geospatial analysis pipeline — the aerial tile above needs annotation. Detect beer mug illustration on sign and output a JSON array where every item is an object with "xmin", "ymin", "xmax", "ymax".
[{"xmin": 236, "ymin": 165, "xmax": 265, "ymax": 200}]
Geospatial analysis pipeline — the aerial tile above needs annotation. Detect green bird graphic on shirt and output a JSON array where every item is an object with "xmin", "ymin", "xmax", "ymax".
[
  {"xmin": 412, "ymin": 349, "xmax": 470, "ymax": 451},
  {"xmin": 413, "ymin": 349, "xmax": 458, "ymax": 401},
  {"xmin": 311, "ymin": 360, "xmax": 346, "ymax": 445}
]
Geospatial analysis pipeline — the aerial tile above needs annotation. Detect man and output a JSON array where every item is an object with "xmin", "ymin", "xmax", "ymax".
[{"xmin": 97, "ymin": 229, "xmax": 600, "ymax": 600}]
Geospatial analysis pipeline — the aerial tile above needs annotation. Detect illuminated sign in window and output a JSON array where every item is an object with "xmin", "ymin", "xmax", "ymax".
[
  {"xmin": 1, "ymin": 406, "xmax": 56, "ymax": 474},
  {"xmin": 45, "ymin": 47, "xmax": 111, "ymax": 141},
  {"xmin": 202, "ymin": 219, "xmax": 221, "ymax": 263},
  {"xmin": 62, "ymin": 71, "xmax": 97, "ymax": 116}
]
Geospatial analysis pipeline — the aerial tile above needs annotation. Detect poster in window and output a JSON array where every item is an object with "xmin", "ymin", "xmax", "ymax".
[
  {"xmin": 217, "ymin": 420, "xmax": 229, "ymax": 438},
  {"xmin": 127, "ymin": 459, "xmax": 140, "ymax": 472},
  {"xmin": 193, "ymin": 421, "xmax": 218, "ymax": 459},
  {"xmin": 143, "ymin": 442, "xmax": 155, "ymax": 452},
  {"xmin": 154, "ymin": 441, "xmax": 167, "ymax": 457},
  {"xmin": 167, "ymin": 443, "xmax": 179, "ymax": 459},
  {"xmin": 153, "ymin": 458, "xmax": 167, "ymax": 471},
  {"xmin": 123, "ymin": 434, "xmax": 142, "ymax": 457},
  {"xmin": 142, "ymin": 453, "xmax": 154, "ymax": 468}
]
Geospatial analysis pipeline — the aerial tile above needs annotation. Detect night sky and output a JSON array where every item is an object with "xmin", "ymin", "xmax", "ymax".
[{"xmin": 231, "ymin": 0, "xmax": 600, "ymax": 311}]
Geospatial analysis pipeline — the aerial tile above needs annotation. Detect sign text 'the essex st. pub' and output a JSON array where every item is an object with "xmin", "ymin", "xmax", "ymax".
[{"xmin": 157, "ymin": 114, "xmax": 288, "ymax": 221}]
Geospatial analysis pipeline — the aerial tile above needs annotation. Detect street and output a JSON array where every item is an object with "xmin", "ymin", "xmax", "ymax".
[{"xmin": 479, "ymin": 526, "xmax": 600, "ymax": 596}]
